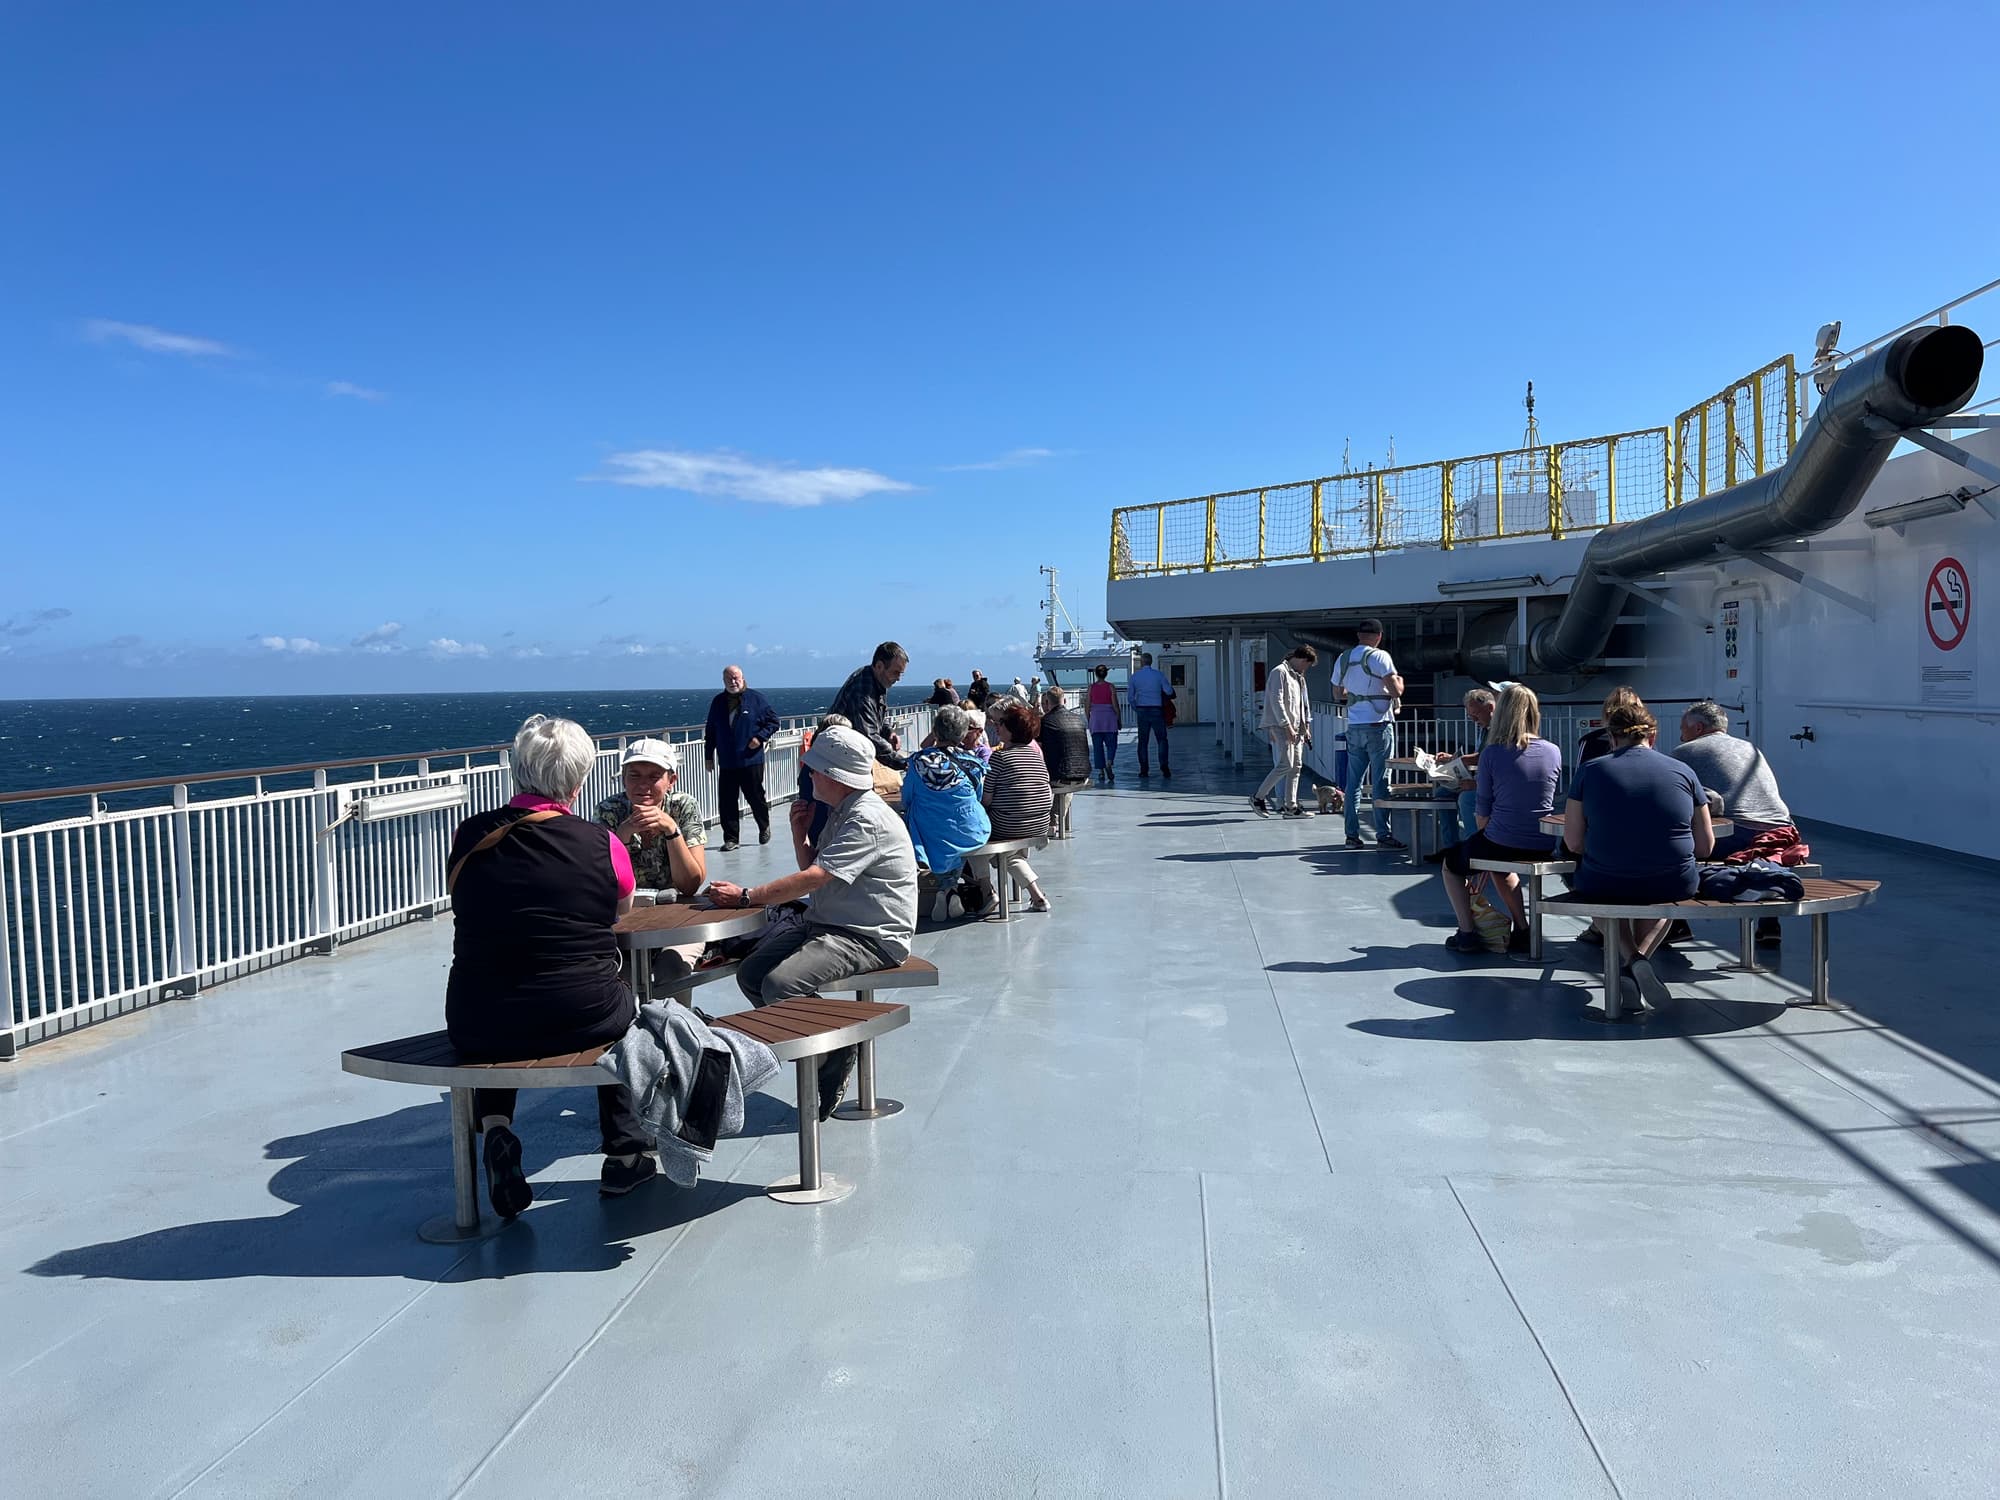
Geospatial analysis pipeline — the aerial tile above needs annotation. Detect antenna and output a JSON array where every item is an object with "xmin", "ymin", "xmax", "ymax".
[{"xmin": 1521, "ymin": 380, "xmax": 1540, "ymax": 450}]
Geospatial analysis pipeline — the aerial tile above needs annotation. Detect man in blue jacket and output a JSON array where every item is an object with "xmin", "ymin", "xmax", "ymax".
[{"xmin": 705, "ymin": 664, "xmax": 782, "ymax": 851}]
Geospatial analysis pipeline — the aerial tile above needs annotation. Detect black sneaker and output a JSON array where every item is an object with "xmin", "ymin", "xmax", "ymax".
[
  {"xmin": 1344, "ymin": 837, "xmax": 1366, "ymax": 849},
  {"xmin": 1445, "ymin": 930, "xmax": 1485, "ymax": 954},
  {"xmin": 1755, "ymin": 917, "xmax": 1782, "ymax": 947},
  {"xmin": 1627, "ymin": 955, "xmax": 1672, "ymax": 1010},
  {"xmin": 1576, "ymin": 925, "xmax": 1605, "ymax": 948},
  {"xmin": 721, "ymin": 840, "xmax": 741, "ymax": 852},
  {"xmin": 1377, "ymin": 834, "xmax": 1408, "ymax": 851},
  {"xmin": 600, "ymin": 1153, "xmax": 658, "ymax": 1197},
  {"xmin": 1507, "ymin": 928, "xmax": 1531, "ymax": 955},
  {"xmin": 1252, "ymin": 796, "xmax": 1274, "ymax": 818},
  {"xmin": 1281, "ymin": 805, "xmax": 1312, "ymax": 819},
  {"xmin": 482, "ymin": 1124, "xmax": 532, "ymax": 1220},
  {"xmin": 759, "ymin": 826, "xmax": 773, "ymax": 845},
  {"xmin": 1161, "ymin": 770, "xmax": 1171, "ymax": 781},
  {"xmin": 1664, "ymin": 919, "xmax": 1693, "ymax": 943},
  {"xmin": 817, "ymin": 1047, "xmax": 858, "ymax": 1122}
]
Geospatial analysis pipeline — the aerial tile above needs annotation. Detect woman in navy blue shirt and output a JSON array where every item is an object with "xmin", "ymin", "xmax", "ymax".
[{"xmin": 1562, "ymin": 695, "xmax": 1714, "ymax": 1005}]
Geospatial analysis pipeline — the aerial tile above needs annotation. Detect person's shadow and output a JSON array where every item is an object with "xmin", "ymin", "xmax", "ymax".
[
  {"xmin": 1346, "ymin": 974, "xmax": 1787, "ymax": 1042},
  {"xmin": 26, "ymin": 1089, "xmax": 784, "ymax": 1284}
]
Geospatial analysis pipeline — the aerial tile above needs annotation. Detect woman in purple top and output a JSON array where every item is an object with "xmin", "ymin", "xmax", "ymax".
[
  {"xmin": 1439, "ymin": 685, "xmax": 1561, "ymax": 954},
  {"xmin": 1085, "ymin": 665, "xmax": 1121, "ymax": 785}
]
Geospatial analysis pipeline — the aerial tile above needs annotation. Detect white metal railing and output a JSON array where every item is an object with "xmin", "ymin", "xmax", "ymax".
[
  {"xmin": 1300, "ymin": 704, "xmax": 1604, "ymax": 795},
  {"xmin": 0, "ymin": 705, "xmax": 929, "ymax": 1056}
]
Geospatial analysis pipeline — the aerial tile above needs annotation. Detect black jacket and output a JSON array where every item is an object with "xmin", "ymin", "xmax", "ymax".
[
  {"xmin": 830, "ymin": 664, "xmax": 905, "ymax": 768},
  {"xmin": 1037, "ymin": 707, "xmax": 1093, "ymax": 784}
]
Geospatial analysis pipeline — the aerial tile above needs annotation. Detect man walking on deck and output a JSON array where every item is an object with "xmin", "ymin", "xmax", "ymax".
[
  {"xmin": 831, "ymin": 642, "xmax": 909, "ymax": 770},
  {"xmin": 704, "ymin": 663, "xmax": 781, "ymax": 850},
  {"xmin": 1128, "ymin": 652, "xmax": 1176, "ymax": 780},
  {"xmin": 1253, "ymin": 644, "xmax": 1316, "ymax": 818},
  {"xmin": 1335, "ymin": 619, "xmax": 1405, "ymax": 849}
]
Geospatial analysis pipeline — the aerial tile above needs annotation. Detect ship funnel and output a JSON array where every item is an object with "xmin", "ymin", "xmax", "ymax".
[{"xmin": 1527, "ymin": 323, "xmax": 1983, "ymax": 675}]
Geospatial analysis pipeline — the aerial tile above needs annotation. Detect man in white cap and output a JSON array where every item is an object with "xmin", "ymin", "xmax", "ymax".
[
  {"xmin": 709, "ymin": 724, "xmax": 918, "ymax": 1119},
  {"xmin": 596, "ymin": 737, "xmax": 708, "ymax": 899}
]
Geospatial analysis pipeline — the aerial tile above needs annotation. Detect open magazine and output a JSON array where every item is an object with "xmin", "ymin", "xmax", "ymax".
[{"xmin": 1410, "ymin": 746, "xmax": 1476, "ymax": 791}]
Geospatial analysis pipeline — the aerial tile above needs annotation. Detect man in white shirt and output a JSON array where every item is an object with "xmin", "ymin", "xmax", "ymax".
[
  {"xmin": 1333, "ymin": 618, "xmax": 1406, "ymax": 849},
  {"xmin": 1252, "ymin": 644, "xmax": 1317, "ymax": 818}
]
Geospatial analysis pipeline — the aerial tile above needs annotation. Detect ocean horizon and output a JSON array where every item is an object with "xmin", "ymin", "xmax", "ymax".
[{"xmin": 0, "ymin": 685, "xmax": 942, "ymax": 804}]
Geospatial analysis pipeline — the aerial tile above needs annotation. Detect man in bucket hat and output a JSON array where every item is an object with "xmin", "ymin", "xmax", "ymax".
[{"xmin": 708, "ymin": 725, "xmax": 918, "ymax": 1119}]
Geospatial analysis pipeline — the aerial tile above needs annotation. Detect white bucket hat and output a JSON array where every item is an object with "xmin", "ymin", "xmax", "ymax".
[
  {"xmin": 621, "ymin": 737, "xmax": 680, "ymax": 773},
  {"xmin": 802, "ymin": 725, "xmax": 875, "ymax": 790}
]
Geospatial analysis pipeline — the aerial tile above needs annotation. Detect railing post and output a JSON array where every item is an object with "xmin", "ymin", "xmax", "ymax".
[
  {"xmin": 311, "ymin": 769, "xmax": 338, "ymax": 954},
  {"xmin": 1548, "ymin": 444, "xmax": 1565, "ymax": 539},
  {"xmin": 1373, "ymin": 473, "xmax": 1387, "ymax": 550},
  {"xmin": 1783, "ymin": 354, "xmax": 1799, "ymax": 450},
  {"xmin": 1154, "ymin": 507, "xmax": 1165, "ymax": 571},
  {"xmin": 1751, "ymin": 373, "xmax": 1766, "ymax": 475},
  {"xmin": 1698, "ymin": 404, "xmax": 1710, "ymax": 498},
  {"xmin": 0, "ymin": 808, "xmax": 15, "ymax": 1059},
  {"xmin": 1606, "ymin": 437, "xmax": 1618, "ymax": 524},
  {"xmin": 1440, "ymin": 465, "xmax": 1454, "ymax": 549},
  {"xmin": 1725, "ymin": 386, "xmax": 1740, "ymax": 487},
  {"xmin": 1310, "ymin": 480, "xmax": 1324, "ymax": 560},
  {"xmin": 1493, "ymin": 455, "xmax": 1505, "ymax": 535},
  {"xmin": 1256, "ymin": 489, "xmax": 1267, "ymax": 562},
  {"xmin": 171, "ymin": 783, "xmax": 199, "ymax": 988},
  {"xmin": 1203, "ymin": 497, "xmax": 1217, "ymax": 570}
]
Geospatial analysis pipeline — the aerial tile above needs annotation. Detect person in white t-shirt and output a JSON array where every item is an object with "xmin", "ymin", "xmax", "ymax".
[
  {"xmin": 1333, "ymin": 618, "xmax": 1406, "ymax": 849},
  {"xmin": 1252, "ymin": 644, "xmax": 1317, "ymax": 818}
]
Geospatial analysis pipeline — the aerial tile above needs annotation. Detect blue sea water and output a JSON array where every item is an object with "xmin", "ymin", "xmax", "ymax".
[{"xmin": 0, "ymin": 688, "xmax": 933, "ymax": 805}]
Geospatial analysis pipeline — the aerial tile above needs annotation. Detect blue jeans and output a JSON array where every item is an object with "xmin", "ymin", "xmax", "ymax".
[
  {"xmin": 1090, "ymin": 730, "xmax": 1118, "ymax": 777},
  {"xmin": 1343, "ymin": 720, "xmax": 1393, "ymax": 840},
  {"xmin": 1134, "ymin": 707, "xmax": 1170, "ymax": 774},
  {"xmin": 1455, "ymin": 787, "xmax": 1478, "ymax": 844}
]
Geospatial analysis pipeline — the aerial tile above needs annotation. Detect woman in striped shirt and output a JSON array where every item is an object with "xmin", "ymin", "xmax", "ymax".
[{"xmin": 965, "ymin": 700, "xmax": 1055, "ymax": 913}]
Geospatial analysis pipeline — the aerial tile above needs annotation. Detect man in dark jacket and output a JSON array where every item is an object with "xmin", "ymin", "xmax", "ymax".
[
  {"xmin": 1037, "ymin": 687, "xmax": 1093, "ymax": 838},
  {"xmin": 705, "ymin": 664, "xmax": 782, "ymax": 850},
  {"xmin": 830, "ymin": 641, "xmax": 909, "ymax": 769}
]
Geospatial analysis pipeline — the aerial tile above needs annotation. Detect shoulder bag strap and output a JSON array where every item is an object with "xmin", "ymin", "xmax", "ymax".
[{"xmin": 447, "ymin": 809, "xmax": 564, "ymax": 892}]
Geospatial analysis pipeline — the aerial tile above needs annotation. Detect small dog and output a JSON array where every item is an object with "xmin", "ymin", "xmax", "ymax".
[{"xmin": 1314, "ymin": 785, "xmax": 1346, "ymax": 815}]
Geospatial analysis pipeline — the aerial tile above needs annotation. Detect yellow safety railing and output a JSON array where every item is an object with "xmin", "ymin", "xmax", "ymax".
[{"xmin": 1108, "ymin": 355, "xmax": 1799, "ymax": 579}]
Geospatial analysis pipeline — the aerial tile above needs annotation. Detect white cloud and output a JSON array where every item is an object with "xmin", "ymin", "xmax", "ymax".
[
  {"xmin": 257, "ymin": 635, "xmax": 331, "ymax": 654},
  {"xmin": 587, "ymin": 448, "xmax": 915, "ymax": 508},
  {"xmin": 326, "ymin": 380, "xmax": 386, "ymax": 401},
  {"xmin": 84, "ymin": 319, "xmax": 238, "ymax": 359},
  {"xmin": 940, "ymin": 447, "xmax": 1057, "ymax": 473},
  {"xmin": 427, "ymin": 637, "xmax": 489, "ymax": 658},
  {"xmin": 510, "ymin": 645, "xmax": 546, "ymax": 659},
  {"xmin": 743, "ymin": 642, "xmax": 761, "ymax": 657},
  {"xmin": 351, "ymin": 621, "xmax": 403, "ymax": 652}
]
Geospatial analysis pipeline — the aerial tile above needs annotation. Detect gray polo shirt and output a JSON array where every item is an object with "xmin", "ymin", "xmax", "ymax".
[
  {"xmin": 1670, "ymin": 732, "xmax": 1792, "ymax": 832},
  {"xmin": 808, "ymin": 788, "xmax": 918, "ymax": 963}
]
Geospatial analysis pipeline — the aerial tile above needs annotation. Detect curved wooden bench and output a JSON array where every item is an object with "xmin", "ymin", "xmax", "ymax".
[
  {"xmin": 1466, "ymin": 857, "xmax": 1577, "ymax": 960},
  {"xmin": 1549, "ymin": 877, "xmax": 1879, "ymax": 1021},
  {"xmin": 1372, "ymin": 798, "xmax": 1455, "ymax": 863},
  {"xmin": 963, "ymin": 836, "xmax": 1049, "ymax": 921},
  {"xmin": 341, "ymin": 996, "xmax": 911, "ymax": 1234},
  {"xmin": 810, "ymin": 957, "xmax": 941, "ymax": 1121}
]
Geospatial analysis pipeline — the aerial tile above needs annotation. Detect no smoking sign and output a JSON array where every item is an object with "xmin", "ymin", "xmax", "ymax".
[{"xmin": 1926, "ymin": 557, "xmax": 1971, "ymax": 652}]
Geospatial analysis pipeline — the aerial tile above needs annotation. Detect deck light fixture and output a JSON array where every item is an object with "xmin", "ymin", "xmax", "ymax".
[
  {"xmin": 1861, "ymin": 489, "xmax": 1971, "ymax": 530},
  {"xmin": 350, "ymin": 783, "xmax": 471, "ymax": 821},
  {"xmin": 1437, "ymin": 574, "xmax": 1543, "ymax": 596}
]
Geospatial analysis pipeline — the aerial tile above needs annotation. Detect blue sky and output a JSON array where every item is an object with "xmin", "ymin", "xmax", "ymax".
[{"xmin": 3, "ymin": 1, "xmax": 1994, "ymax": 697}]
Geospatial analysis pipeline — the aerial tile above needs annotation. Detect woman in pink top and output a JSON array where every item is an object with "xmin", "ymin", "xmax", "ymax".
[{"xmin": 1086, "ymin": 665, "xmax": 1121, "ymax": 786}]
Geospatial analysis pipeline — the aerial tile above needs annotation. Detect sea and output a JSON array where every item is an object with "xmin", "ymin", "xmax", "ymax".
[{"xmin": 0, "ymin": 688, "xmax": 934, "ymax": 810}]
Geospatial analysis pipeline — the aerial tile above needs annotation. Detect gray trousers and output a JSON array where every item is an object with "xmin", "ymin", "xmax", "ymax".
[{"xmin": 736, "ymin": 923, "xmax": 897, "ymax": 1108}]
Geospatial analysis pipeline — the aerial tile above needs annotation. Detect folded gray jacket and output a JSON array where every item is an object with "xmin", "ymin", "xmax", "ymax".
[{"xmin": 595, "ymin": 1003, "xmax": 780, "ymax": 1187}]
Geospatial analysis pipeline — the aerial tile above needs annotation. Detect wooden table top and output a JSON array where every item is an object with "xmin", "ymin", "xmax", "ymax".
[{"xmin": 614, "ymin": 899, "xmax": 769, "ymax": 949}]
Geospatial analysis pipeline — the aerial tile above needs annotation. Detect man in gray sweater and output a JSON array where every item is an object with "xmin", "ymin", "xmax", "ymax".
[{"xmin": 1672, "ymin": 699, "xmax": 1803, "ymax": 946}]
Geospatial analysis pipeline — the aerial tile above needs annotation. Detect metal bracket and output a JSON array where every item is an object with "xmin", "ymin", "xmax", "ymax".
[
  {"xmin": 1761, "ymin": 538, "xmax": 1875, "ymax": 553},
  {"xmin": 1597, "ymin": 574, "xmax": 1708, "ymax": 627},
  {"xmin": 1735, "ymin": 549, "xmax": 1875, "ymax": 621},
  {"xmin": 1907, "ymin": 427, "xmax": 2000, "ymax": 491},
  {"xmin": 1927, "ymin": 414, "xmax": 2000, "ymax": 429}
]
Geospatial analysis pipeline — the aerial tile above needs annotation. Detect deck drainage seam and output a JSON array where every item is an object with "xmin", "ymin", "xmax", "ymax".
[
  {"xmin": 1443, "ymin": 1175, "xmax": 1627, "ymax": 1500},
  {"xmin": 1198, "ymin": 1172, "xmax": 1229, "ymax": 1500},
  {"xmin": 1217, "ymin": 803, "xmax": 1334, "ymax": 1174},
  {"xmin": 447, "ymin": 1145, "xmax": 764, "ymax": 1498}
]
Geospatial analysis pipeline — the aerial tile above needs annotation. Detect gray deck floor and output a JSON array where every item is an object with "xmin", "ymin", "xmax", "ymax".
[{"xmin": 5, "ymin": 727, "xmax": 1999, "ymax": 1498}]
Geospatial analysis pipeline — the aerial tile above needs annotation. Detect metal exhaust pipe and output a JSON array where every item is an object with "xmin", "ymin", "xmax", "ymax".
[{"xmin": 1527, "ymin": 323, "xmax": 1983, "ymax": 675}]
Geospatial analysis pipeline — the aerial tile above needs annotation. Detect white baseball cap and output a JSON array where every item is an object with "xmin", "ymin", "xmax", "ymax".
[
  {"xmin": 802, "ymin": 724, "xmax": 875, "ymax": 790},
  {"xmin": 621, "ymin": 737, "xmax": 680, "ymax": 773}
]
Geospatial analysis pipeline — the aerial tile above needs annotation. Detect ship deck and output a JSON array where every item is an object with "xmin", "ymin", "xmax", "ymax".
[{"xmin": 5, "ymin": 728, "xmax": 1999, "ymax": 1498}]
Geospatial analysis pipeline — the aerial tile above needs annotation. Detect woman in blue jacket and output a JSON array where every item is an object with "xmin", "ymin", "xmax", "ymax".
[{"xmin": 902, "ymin": 703, "xmax": 991, "ymax": 907}]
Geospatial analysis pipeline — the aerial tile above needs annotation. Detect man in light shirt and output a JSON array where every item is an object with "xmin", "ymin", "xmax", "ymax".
[
  {"xmin": 1333, "ymin": 618, "xmax": 1406, "ymax": 850},
  {"xmin": 1252, "ymin": 644, "xmax": 1316, "ymax": 818},
  {"xmin": 1127, "ymin": 652, "xmax": 1176, "ymax": 780}
]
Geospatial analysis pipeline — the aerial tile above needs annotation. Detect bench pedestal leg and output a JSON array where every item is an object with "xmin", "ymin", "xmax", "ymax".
[
  {"xmin": 1794, "ymin": 912, "xmax": 1846, "ymax": 1010},
  {"xmin": 832, "ymin": 1037, "xmax": 904, "ymax": 1121},
  {"xmin": 1718, "ymin": 918, "xmax": 1764, "ymax": 975},
  {"xmin": 1586, "ymin": 922, "xmax": 1643, "ymax": 1025},
  {"xmin": 1527, "ymin": 872, "xmax": 1544, "ymax": 962},
  {"xmin": 768, "ymin": 1056, "xmax": 853, "ymax": 1205},
  {"xmin": 418, "ymin": 1087, "xmax": 509, "ymax": 1244}
]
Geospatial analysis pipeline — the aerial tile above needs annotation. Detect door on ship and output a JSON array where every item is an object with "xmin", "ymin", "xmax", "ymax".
[{"xmin": 1158, "ymin": 654, "xmax": 1200, "ymax": 722}]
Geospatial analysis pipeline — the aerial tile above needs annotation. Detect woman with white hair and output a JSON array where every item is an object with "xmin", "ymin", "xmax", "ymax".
[
  {"xmin": 445, "ymin": 715, "xmax": 652, "ymax": 1219},
  {"xmin": 1437, "ymin": 685, "xmax": 1562, "ymax": 955}
]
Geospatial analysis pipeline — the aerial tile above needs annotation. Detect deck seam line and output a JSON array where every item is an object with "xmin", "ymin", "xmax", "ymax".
[
  {"xmin": 1218, "ymin": 804, "xmax": 1334, "ymax": 1173},
  {"xmin": 1444, "ymin": 1175, "xmax": 1626, "ymax": 1500},
  {"xmin": 1198, "ymin": 1172, "xmax": 1229, "ymax": 1500},
  {"xmin": 164, "ymin": 1249, "xmax": 483, "ymax": 1498},
  {"xmin": 1744, "ymin": 1031, "xmax": 1987, "ymax": 1166},
  {"xmin": 447, "ymin": 1148, "xmax": 762, "ymax": 1498}
]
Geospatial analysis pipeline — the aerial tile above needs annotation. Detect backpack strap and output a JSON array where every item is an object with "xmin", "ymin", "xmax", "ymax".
[{"xmin": 447, "ymin": 809, "xmax": 564, "ymax": 892}]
